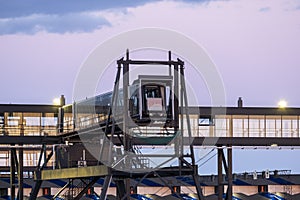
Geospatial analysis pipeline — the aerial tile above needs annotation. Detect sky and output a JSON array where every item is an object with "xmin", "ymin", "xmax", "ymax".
[{"xmin": 0, "ymin": 0, "xmax": 300, "ymax": 174}]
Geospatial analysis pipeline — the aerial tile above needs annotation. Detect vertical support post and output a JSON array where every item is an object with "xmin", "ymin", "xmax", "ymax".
[
  {"xmin": 168, "ymin": 51, "xmax": 172, "ymax": 76},
  {"xmin": 29, "ymin": 181, "xmax": 43, "ymax": 200},
  {"xmin": 72, "ymin": 102, "xmax": 76, "ymax": 131},
  {"xmin": 58, "ymin": 95, "xmax": 65, "ymax": 133},
  {"xmin": 174, "ymin": 63, "xmax": 179, "ymax": 129},
  {"xmin": 10, "ymin": 147, "xmax": 16, "ymax": 200},
  {"xmin": 179, "ymin": 59, "xmax": 195, "ymax": 165},
  {"xmin": 227, "ymin": 146, "xmax": 233, "ymax": 200},
  {"xmin": 218, "ymin": 147, "xmax": 223, "ymax": 200},
  {"xmin": 123, "ymin": 49, "xmax": 130, "ymax": 152},
  {"xmin": 123, "ymin": 50, "xmax": 131, "ymax": 200},
  {"xmin": 42, "ymin": 144, "xmax": 47, "ymax": 174},
  {"xmin": 179, "ymin": 63, "xmax": 184, "ymax": 176},
  {"xmin": 18, "ymin": 148, "xmax": 24, "ymax": 200},
  {"xmin": 116, "ymin": 180, "xmax": 126, "ymax": 200},
  {"xmin": 99, "ymin": 175, "xmax": 112, "ymax": 200},
  {"xmin": 74, "ymin": 177, "xmax": 100, "ymax": 200},
  {"xmin": 125, "ymin": 178, "xmax": 131, "ymax": 198},
  {"xmin": 174, "ymin": 63, "xmax": 180, "ymax": 159},
  {"xmin": 30, "ymin": 145, "xmax": 54, "ymax": 200},
  {"xmin": 193, "ymin": 166, "xmax": 205, "ymax": 200},
  {"xmin": 58, "ymin": 107, "xmax": 64, "ymax": 133},
  {"xmin": 229, "ymin": 115, "xmax": 233, "ymax": 137},
  {"xmin": 18, "ymin": 118, "xmax": 24, "ymax": 200},
  {"xmin": 102, "ymin": 59, "xmax": 122, "ymax": 165}
]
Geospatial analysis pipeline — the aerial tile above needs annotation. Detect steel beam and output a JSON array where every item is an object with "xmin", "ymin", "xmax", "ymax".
[
  {"xmin": 30, "ymin": 148, "xmax": 53, "ymax": 200},
  {"xmin": 17, "ymin": 148, "xmax": 24, "ymax": 200},
  {"xmin": 52, "ymin": 181, "xmax": 71, "ymax": 199},
  {"xmin": 99, "ymin": 175, "xmax": 112, "ymax": 200},
  {"xmin": 0, "ymin": 104, "xmax": 59, "ymax": 113},
  {"xmin": 73, "ymin": 177, "xmax": 100, "ymax": 200},
  {"xmin": 117, "ymin": 60, "xmax": 184, "ymax": 66},
  {"xmin": 29, "ymin": 180, "xmax": 42, "ymax": 200},
  {"xmin": 123, "ymin": 50, "xmax": 130, "ymax": 153},
  {"xmin": 190, "ymin": 137, "xmax": 300, "ymax": 146},
  {"xmin": 116, "ymin": 180, "xmax": 126, "ymax": 200},
  {"xmin": 106, "ymin": 136, "xmax": 300, "ymax": 146},
  {"xmin": 192, "ymin": 165, "xmax": 205, "ymax": 200},
  {"xmin": 221, "ymin": 149, "xmax": 228, "ymax": 173},
  {"xmin": 217, "ymin": 148, "xmax": 223, "ymax": 200},
  {"xmin": 226, "ymin": 146, "xmax": 233, "ymax": 200},
  {"xmin": 10, "ymin": 148, "xmax": 16, "ymax": 200},
  {"xmin": 0, "ymin": 136, "xmax": 61, "ymax": 145}
]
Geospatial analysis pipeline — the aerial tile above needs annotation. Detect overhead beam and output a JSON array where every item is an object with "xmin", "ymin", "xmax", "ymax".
[
  {"xmin": 0, "ymin": 136, "xmax": 62, "ymax": 145},
  {"xmin": 117, "ymin": 60, "xmax": 184, "ymax": 66},
  {"xmin": 0, "ymin": 104, "xmax": 59, "ymax": 113},
  {"xmin": 103, "ymin": 137, "xmax": 300, "ymax": 146},
  {"xmin": 190, "ymin": 137, "xmax": 300, "ymax": 146}
]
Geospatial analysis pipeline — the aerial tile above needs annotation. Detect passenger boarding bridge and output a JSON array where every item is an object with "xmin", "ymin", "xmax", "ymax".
[
  {"xmin": 64, "ymin": 105, "xmax": 300, "ymax": 139},
  {"xmin": 1, "ymin": 103, "xmax": 299, "ymax": 141},
  {"xmin": 1, "ymin": 100, "xmax": 300, "ymax": 200}
]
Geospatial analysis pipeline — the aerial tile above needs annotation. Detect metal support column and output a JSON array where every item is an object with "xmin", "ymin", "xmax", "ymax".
[
  {"xmin": 226, "ymin": 146, "xmax": 233, "ymax": 200},
  {"xmin": 218, "ymin": 146, "xmax": 233, "ymax": 200},
  {"xmin": 99, "ymin": 175, "xmax": 112, "ymax": 200},
  {"xmin": 179, "ymin": 60, "xmax": 195, "ymax": 164},
  {"xmin": 58, "ymin": 107, "xmax": 64, "ymax": 133},
  {"xmin": 217, "ymin": 147, "xmax": 223, "ymax": 200},
  {"xmin": 74, "ymin": 177, "xmax": 100, "ymax": 200},
  {"xmin": 174, "ymin": 63, "xmax": 180, "ymax": 161},
  {"xmin": 193, "ymin": 166, "xmax": 205, "ymax": 200},
  {"xmin": 30, "ymin": 147, "xmax": 54, "ymax": 200},
  {"xmin": 53, "ymin": 181, "xmax": 71, "ymax": 199},
  {"xmin": 123, "ymin": 49, "xmax": 132, "ymax": 200},
  {"xmin": 10, "ymin": 148, "xmax": 16, "ymax": 200},
  {"xmin": 116, "ymin": 180, "xmax": 126, "ymax": 200},
  {"xmin": 123, "ymin": 50, "xmax": 130, "ymax": 153},
  {"xmin": 102, "ymin": 59, "xmax": 122, "ymax": 165},
  {"xmin": 18, "ymin": 148, "xmax": 24, "ymax": 200}
]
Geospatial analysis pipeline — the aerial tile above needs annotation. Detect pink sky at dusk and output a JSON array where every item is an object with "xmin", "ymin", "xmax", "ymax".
[{"xmin": 0, "ymin": 0, "xmax": 299, "ymax": 107}]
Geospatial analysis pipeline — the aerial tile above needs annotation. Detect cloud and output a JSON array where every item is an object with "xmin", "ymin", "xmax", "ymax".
[
  {"xmin": 0, "ymin": 0, "xmax": 217, "ymax": 35},
  {"xmin": 0, "ymin": 0, "xmax": 156, "ymax": 18},
  {"xmin": 0, "ymin": 12, "xmax": 110, "ymax": 35},
  {"xmin": 0, "ymin": 0, "xmax": 156, "ymax": 34},
  {"xmin": 0, "ymin": 0, "xmax": 214, "ymax": 18}
]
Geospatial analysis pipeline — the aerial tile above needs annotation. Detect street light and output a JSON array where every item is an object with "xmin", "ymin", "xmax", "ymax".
[
  {"xmin": 278, "ymin": 100, "xmax": 287, "ymax": 108},
  {"xmin": 53, "ymin": 98, "xmax": 61, "ymax": 106},
  {"xmin": 52, "ymin": 95, "xmax": 66, "ymax": 106}
]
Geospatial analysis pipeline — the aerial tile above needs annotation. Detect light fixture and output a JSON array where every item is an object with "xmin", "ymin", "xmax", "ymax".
[
  {"xmin": 53, "ymin": 98, "xmax": 61, "ymax": 106},
  {"xmin": 278, "ymin": 100, "xmax": 287, "ymax": 108}
]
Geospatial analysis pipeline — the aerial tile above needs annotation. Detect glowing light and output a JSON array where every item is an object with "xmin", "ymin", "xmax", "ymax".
[
  {"xmin": 278, "ymin": 100, "xmax": 287, "ymax": 108},
  {"xmin": 53, "ymin": 98, "xmax": 61, "ymax": 105}
]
